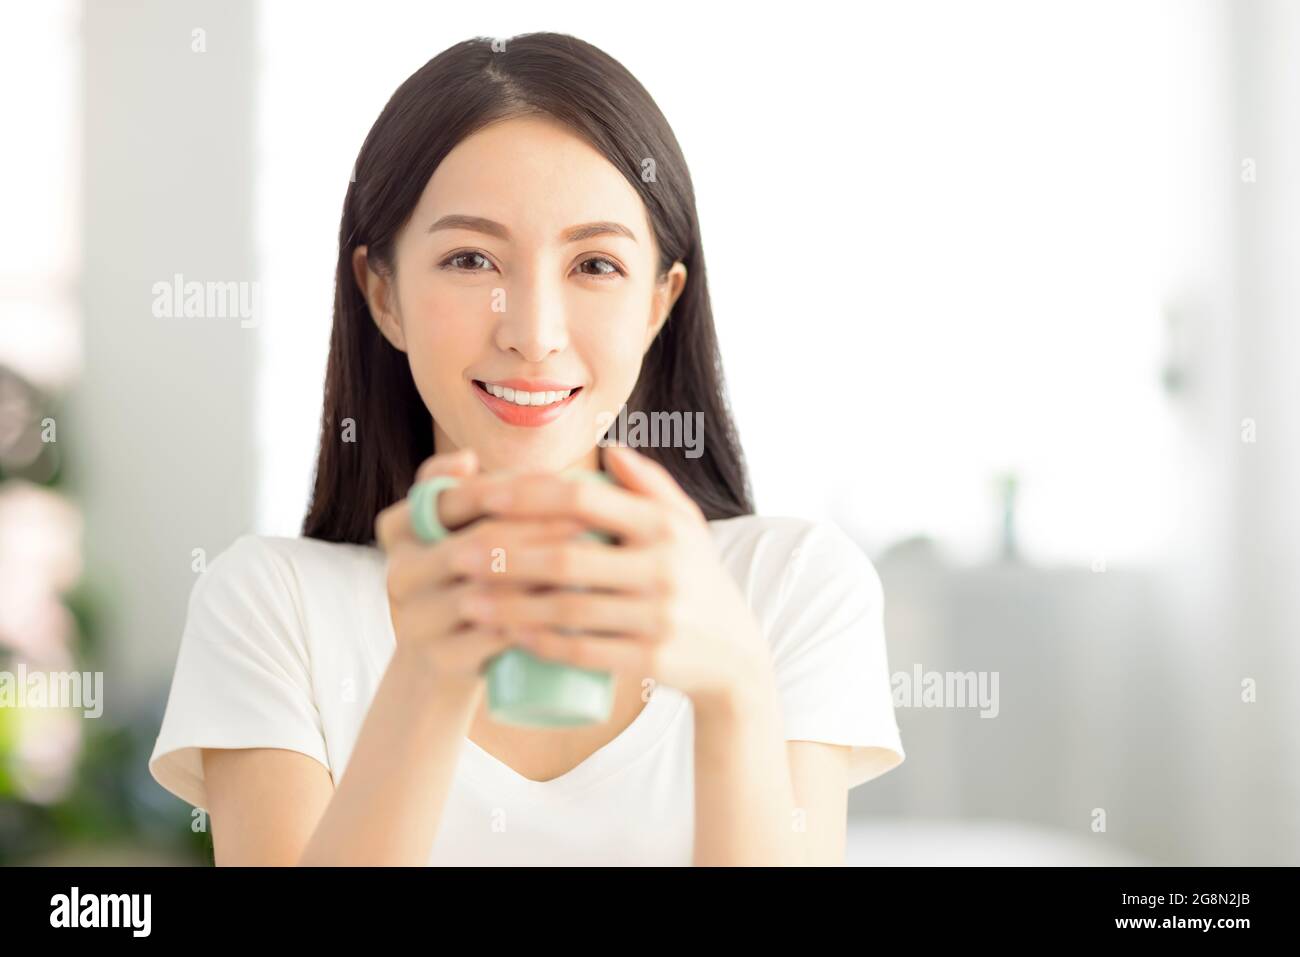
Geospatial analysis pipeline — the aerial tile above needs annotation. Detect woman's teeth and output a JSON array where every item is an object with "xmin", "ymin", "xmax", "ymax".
[{"xmin": 479, "ymin": 382, "xmax": 575, "ymax": 407}]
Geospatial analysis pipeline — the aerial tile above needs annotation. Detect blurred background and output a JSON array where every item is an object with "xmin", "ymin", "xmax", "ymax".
[{"xmin": 1, "ymin": 0, "xmax": 1296, "ymax": 865}]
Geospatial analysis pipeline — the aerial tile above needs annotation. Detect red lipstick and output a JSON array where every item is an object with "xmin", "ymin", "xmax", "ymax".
[{"xmin": 471, "ymin": 378, "xmax": 583, "ymax": 428}]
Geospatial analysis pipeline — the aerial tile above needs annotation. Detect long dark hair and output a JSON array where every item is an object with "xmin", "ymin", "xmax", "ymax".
[{"xmin": 302, "ymin": 32, "xmax": 753, "ymax": 544}]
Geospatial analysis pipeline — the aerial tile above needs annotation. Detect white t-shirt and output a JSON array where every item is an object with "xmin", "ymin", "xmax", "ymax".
[{"xmin": 148, "ymin": 514, "xmax": 905, "ymax": 865}]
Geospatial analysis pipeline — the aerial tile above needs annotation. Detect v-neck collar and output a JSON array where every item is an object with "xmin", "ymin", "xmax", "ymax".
[
  {"xmin": 459, "ymin": 683, "xmax": 684, "ymax": 797},
  {"xmin": 367, "ymin": 549, "xmax": 687, "ymax": 798}
]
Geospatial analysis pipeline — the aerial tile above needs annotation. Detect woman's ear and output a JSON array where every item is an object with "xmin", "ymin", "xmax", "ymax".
[
  {"xmin": 352, "ymin": 245, "xmax": 407, "ymax": 352},
  {"xmin": 646, "ymin": 261, "xmax": 688, "ymax": 348}
]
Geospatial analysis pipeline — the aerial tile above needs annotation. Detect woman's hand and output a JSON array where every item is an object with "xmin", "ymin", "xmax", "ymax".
[
  {"xmin": 373, "ymin": 448, "xmax": 588, "ymax": 692},
  {"xmin": 440, "ymin": 445, "xmax": 772, "ymax": 708}
]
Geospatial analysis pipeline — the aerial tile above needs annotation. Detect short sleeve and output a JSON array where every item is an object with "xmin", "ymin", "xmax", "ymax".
[
  {"xmin": 767, "ymin": 521, "xmax": 905, "ymax": 790},
  {"xmin": 148, "ymin": 535, "xmax": 331, "ymax": 810}
]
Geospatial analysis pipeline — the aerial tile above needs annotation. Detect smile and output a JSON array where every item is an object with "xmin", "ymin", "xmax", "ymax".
[{"xmin": 471, "ymin": 378, "xmax": 584, "ymax": 427}]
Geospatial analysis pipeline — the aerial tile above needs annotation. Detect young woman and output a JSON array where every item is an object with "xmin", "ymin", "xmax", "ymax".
[{"xmin": 149, "ymin": 32, "xmax": 904, "ymax": 866}]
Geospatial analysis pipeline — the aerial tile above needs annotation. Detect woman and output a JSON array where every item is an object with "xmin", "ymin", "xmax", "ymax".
[{"xmin": 149, "ymin": 32, "xmax": 904, "ymax": 866}]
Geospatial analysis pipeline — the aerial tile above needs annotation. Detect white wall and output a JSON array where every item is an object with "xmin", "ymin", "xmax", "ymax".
[
  {"xmin": 855, "ymin": 0, "xmax": 1300, "ymax": 865},
  {"xmin": 73, "ymin": 0, "xmax": 258, "ymax": 706},
  {"xmin": 1221, "ymin": 0, "xmax": 1300, "ymax": 864}
]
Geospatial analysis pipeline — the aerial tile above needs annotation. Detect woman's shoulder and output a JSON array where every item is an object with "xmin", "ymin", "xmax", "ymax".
[
  {"xmin": 206, "ymin": 532, "xmax": 381, "ymax": 569},
  {"xmin": 708, "ymin": 515, "xmax": 903, "ymax": 790},
  {"xmin": 193, "ymin": 533, "xmax": 383, "ymax": 608},
  {"xmin": 706, "ymin": 513, "xmax": 882, "ymax": 613},
  {"xmin": 177, "ymin": 533, "xmax": 387, "ymax": 673},
  {"xmin": 212, "ymin": 532, "xmax": 379, "ymax": 562},
  {"xmin": 707, "ymin": 513, "xmax": 877, "ymax": 574}
]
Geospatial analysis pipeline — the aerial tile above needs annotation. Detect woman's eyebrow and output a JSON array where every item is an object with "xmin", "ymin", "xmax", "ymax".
[
  {"xmin": 427, "ymin": 214, "xmax": 637, "ymax": 244},
  {"xmin": 562, "ymin": 221, "xmax": 638, "ymax": 244}
]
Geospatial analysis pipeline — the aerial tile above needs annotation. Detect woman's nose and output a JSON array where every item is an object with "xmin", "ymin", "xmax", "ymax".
[{"xmin": 491, "ymin": 276, "xmax": 569, "ymax": 363}]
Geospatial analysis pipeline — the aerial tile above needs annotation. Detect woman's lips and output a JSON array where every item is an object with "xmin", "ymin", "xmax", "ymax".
[{"xmin": 471, "ymin": 379, "xmax": 583, "ymax": 428}]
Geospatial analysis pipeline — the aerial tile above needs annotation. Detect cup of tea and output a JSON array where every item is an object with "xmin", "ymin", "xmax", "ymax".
[
  {"xmin": 483, "ymin": 468, "xmax": 617, "ymax": 727},
  {"xmin": 408, "ymin": 466, "xmax": 617, "ymax": 727}
]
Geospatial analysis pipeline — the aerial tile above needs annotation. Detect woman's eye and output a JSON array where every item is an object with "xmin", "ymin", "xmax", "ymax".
[
  {"xmin": 575, "ymin": 256, "xmax": 624, "ymax": 279},
  {"xmin": 440, "ymin": 252, "xmax": 622, "ymax": 278},
  {"xmin": 441, "ymin": 251, "xmax": 494, "ymax": 272}
]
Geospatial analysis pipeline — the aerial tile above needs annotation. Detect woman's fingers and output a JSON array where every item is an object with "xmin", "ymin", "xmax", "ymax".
[
  {"xmin": 448, "ymin": 535, "xmax": 670, "ymax": 594},
  {"xmin": 381, "ymin": 459, "xmax": 681, "ymax": 553},
  {"xmin": 416, "ymin": 447, "xmax": 477, "ymax": 483},
  {"xmin": 438, "ymin": 471, "xmax": 671, "ymax": 545},
  {"xmin": 391, "ymin": 581, "xmax": 516, "ymax": 641},
  {"xmin": 602, "ymin": 445, "xmax": 704, "ymax": 522},
  {"xmin": 375, "ymin": 448, "xmax": 479, "ymax": 549},
  {"xmin": 426, "ymin": 623, "xmax": 518, "ymax": 675},
  {"xmin": 517, "ymin": 628, "xmax": 659, "ymax": 675},
  {"xmin": 459, "ymin": 587, "xmax": 668, "ymax": 639},
  {"xmin": 386, "ymin": 518, "xmax": 590, "ymax": 601}
]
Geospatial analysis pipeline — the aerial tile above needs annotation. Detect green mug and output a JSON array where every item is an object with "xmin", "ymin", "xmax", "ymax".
[{"xmin": 408, "ymin": 466, "xmax": 617, "ymax": 727}]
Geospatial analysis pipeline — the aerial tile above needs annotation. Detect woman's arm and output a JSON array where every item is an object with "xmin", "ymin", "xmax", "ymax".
[
  {"xmin": 691, "ymin": 660, "xmax": 807, "ymax": 867},
  {"xmin": 203, "ymin": 645, "xmax": 481, "ymax": 866},
  {"xmin": 692, "ymin": 673, "xmax": 852, "ymax": 866},
  {"xmin": 784, "ymin": 741, "xmax": 852, "ymax": 864}
]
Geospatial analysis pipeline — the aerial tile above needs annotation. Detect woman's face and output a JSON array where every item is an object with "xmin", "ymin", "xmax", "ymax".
[{"xmin": 355, "ymin": 115, "xmax": 687, "ymax": 475}]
